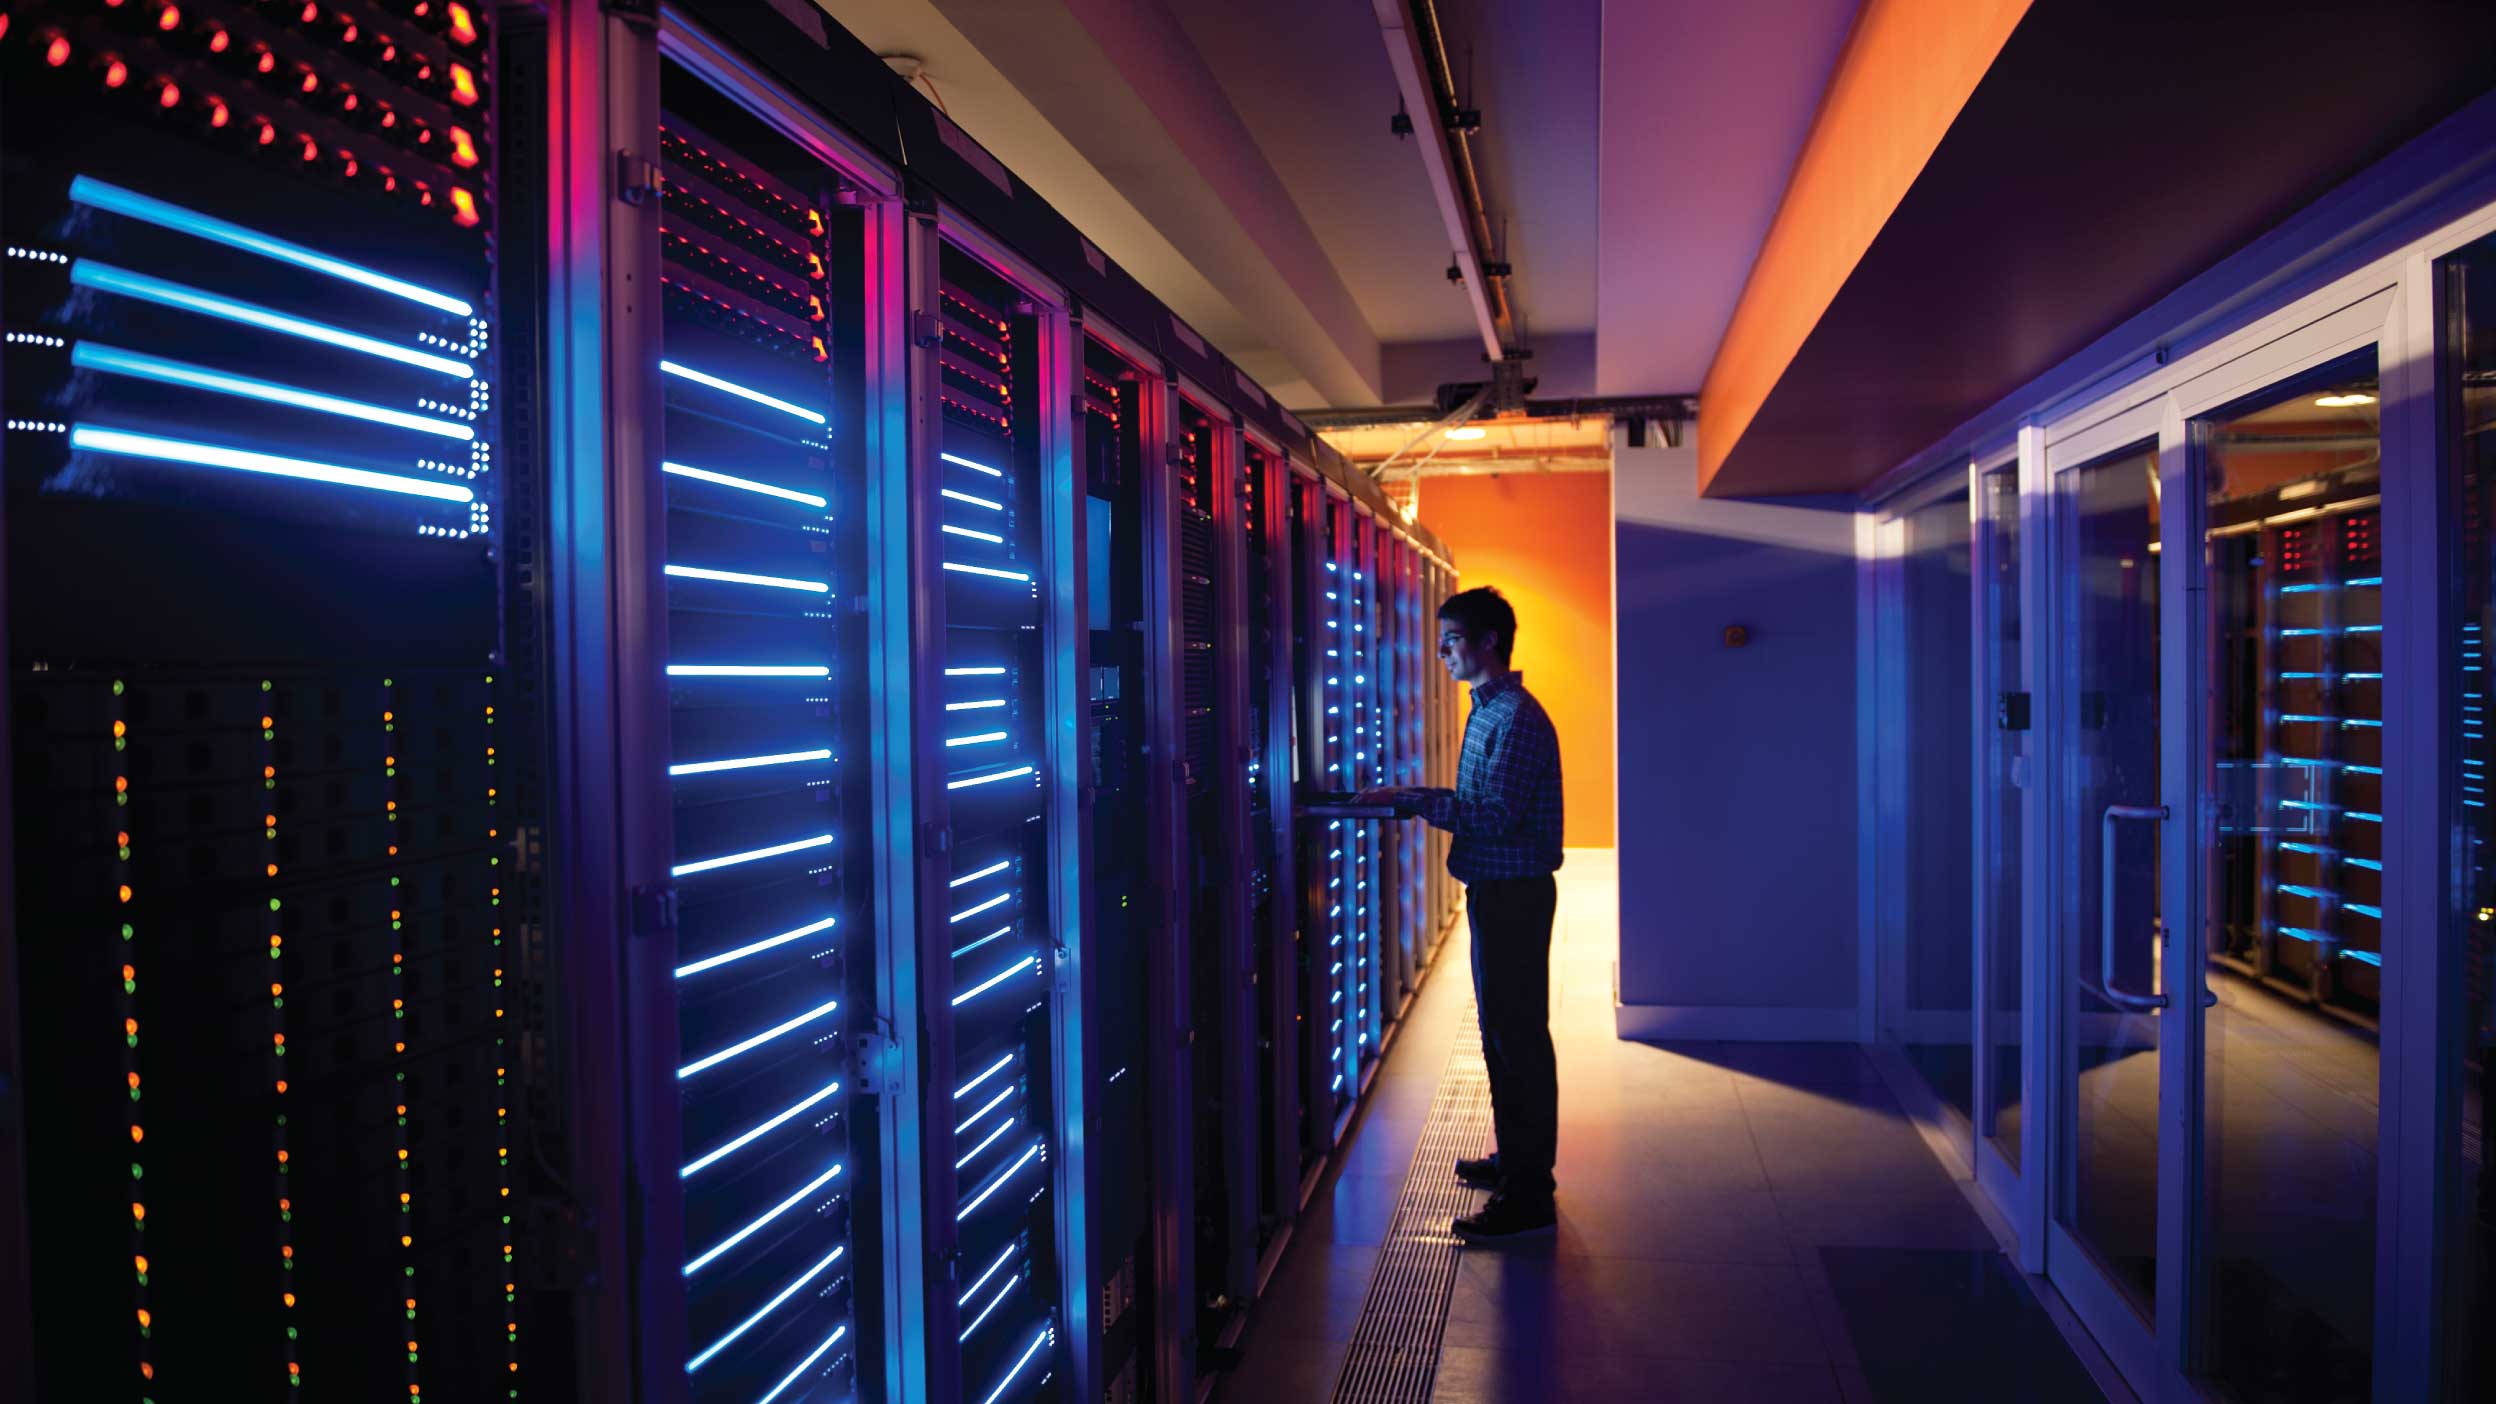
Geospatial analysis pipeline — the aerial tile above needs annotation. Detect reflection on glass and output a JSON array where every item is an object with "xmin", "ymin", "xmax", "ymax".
[
  {"xmin": 2443, "ymin": 233, "xmax": 2496, "ymax": 1403},
  {"xmin": 1887, "ymin": 491, "xmax": 1975, "ymax": 1129},
  {"xmin": 1981, "ymin": 469, "xmax": 2025, "ymax": 1169},
  {"xmin": 2201, "ymin": 353, "xmax": 2381, "ymax": 1400},
  {"xmin": 2060, "ymin": 445, "xmax": 2162, "ymax": 1315}
]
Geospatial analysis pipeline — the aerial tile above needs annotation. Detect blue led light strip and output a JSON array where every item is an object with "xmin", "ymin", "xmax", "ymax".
[
  {"xmin": 686, "ymin": 1246, "xmax": 846, "ymax": 1372},
  {"xmin": 677, "ymin": 999, "xmax": 840, "ymax": 1080},
  {"xmin": 950, "ymin": 893, "xmax": 1012, "ymax": 924},
  {"xmin": 660, "ymin": 360, "xmax": 827, "ymax": 425},
  {"xmin": 2341, "ymin": 950, "xmax": 2384, "ymax": 966},
  {"xmin": 943, "ymin": 524, "xmax": 1006, "ymax": 543},
  {"xmin": 946, "ymin": 699, "xmax": 1007, "ymax": 712},
  {"xmin": 667, "ymin": 663, "xmax": 830, "ymax": 678},
  {"xmin": 943, "ymin": 489, "xmax": 1004, "ymax": 510},
  {"xmin": 685, "ymin": 1162, "xmax": 844, "ymax": 1275},
  {"xmin": 960, "ymin": 1244, "xmax": 1018, "ymax": 1305},
  {"xmin": 959, "ymin": 1141, "xmax": 1044, "ymax": 1219},
  {"xmin": 72, "ymin": 344, "xmax": 475, "ymax": 440},
  {"xmin": 69, "ymin": 425, "xmax": 476, "ymax": 503},
  {"xmin": 956, "ymin": 1086, "xmax": 1015, "ymax": 1136},
  {"xmin": 672, "ymin": 833, "xmax": 832, "ymax": 877},
  {"xmin": 955, "ymin": 1117, "xmax": 1016, "ymax": 1170},
  {"xmin": 941, "ymin": 451, "xmax": 1004, "ymax": 477},
  {"xmin": 756, "ymin": 1324, "xmax": 850, "ymax": 1404},
  {"xmin": 668, "ymin": 748, "xmax": 833, "ymax": 776},
  {"xmin": 947, "ymin": 731, "xmax": 1009, "ymax": 748},
  {"xmin": 955, "ymin": 1053, "xmax": 1015, "ymax": 1100},
  {"xmin": 663, "ymin": 563, "xmax": 829, "ymax": 593},
  {"xmin": 71, "ymin": 263, "xmax": 475, "ymax": 378},
  {"xmin": 682, "ymin": 1079, "xmax": 844, "ymax": 1178},
  {"xmin": 950, "ymin": 860, "xmax": 1012, "ymax": 888},
  {"xmin": 946, "ymin": 666, "xmax": 1007, "ymax": 677},
  {"xmin": 943, "ymin": 561, "xmax": 1034, "ymax": 582},
  {"xmin": 70, "ymin": 176, "xmax": 476, "ymax": 315},
  {"xmin": 674, "ymin": 915, "xmax": 836, "ymax": 979},
  {"xmin": 952, "ymin": 956, "xmax": 1037, "ymax": 1006},
  {"xmin": 662, "ymin": 461, "xmax": 827, "ymax": 508},
  {"xmin": 949, "ymin": 765, "xmax": 1036, "ymax": 791},
  {"xmin": 960, "ymin": 1272, "xmax": 1020, "ymax": 1339}
]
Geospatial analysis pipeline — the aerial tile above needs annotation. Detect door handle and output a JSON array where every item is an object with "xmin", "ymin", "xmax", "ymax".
[{"xmin": 2100, "ymin": 804, "xmax": 2170, "ymax": 1012}]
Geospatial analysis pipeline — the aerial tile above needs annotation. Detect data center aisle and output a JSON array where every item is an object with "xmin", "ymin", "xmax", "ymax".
[{"xmin": 1218, "ymin": 851, "xmax": 2124, "ymax": 1404}]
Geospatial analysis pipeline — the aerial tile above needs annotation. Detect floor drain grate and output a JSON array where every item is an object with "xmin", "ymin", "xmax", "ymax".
[{"xmin": 1331, "ymin": 1002, "xmax": 1493, "ymax": 1404}]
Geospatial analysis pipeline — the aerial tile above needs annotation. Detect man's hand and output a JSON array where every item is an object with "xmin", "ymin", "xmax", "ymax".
[{"xmin": 1355, "ymin": 787, "xmax": 1418, "ymax": 814}]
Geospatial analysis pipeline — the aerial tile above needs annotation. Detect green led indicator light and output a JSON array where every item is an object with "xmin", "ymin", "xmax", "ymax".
[
  {"xmin": 114, "ymin": 680, "xmax": 127, "ymax": 696},
  {"xmin": 261, "ymin": 680, "xmax": 273, "ymax": 692}
]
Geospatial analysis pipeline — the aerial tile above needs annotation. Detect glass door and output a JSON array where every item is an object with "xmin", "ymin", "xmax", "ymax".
[
  {"xmin": 2045, "ymin": 428, "xmax": 2167, "ymax": 1378},
  {"xmin": 2192, "ymin": 354, "xmax": 2385, "ymax": 1401}
]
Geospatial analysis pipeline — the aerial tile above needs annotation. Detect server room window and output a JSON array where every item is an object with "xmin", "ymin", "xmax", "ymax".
[
  {"xmin": 653, "ymin": 60, "xmax": 879, "ymax": 1404},
  {"xmin": 2442, "ymin": 232, "xmax": 2495, "ymax": 1403},
  {"xmin": 2198, "ymin": 352, "xmax": 2382, "ymax": 1399}
]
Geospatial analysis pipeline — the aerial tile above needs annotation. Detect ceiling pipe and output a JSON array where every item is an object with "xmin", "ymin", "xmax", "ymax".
[
  {"xmin": 1372, "ymin": 0, "xmax": 1505, "ymax": 363},
  {"xmin": 1408, "ymin": 0, "xmax": 1516, "ymax": 349},
  {"xmin": 1297, "ymin": 393, "xmax": 1697, "ymax": 430}
]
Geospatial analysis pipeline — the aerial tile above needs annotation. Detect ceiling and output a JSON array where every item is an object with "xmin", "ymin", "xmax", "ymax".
[{"xmin": 814, "ymin": 0, "xmax": 1859, "ymax": 412}]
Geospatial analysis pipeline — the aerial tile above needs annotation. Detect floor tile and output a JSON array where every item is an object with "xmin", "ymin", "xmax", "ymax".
[
  {"xmin": 1818, "ymin": 1247, "xmax": 2106, "ymax": 1403},
  {"xmin": 1432, "ymin": 1346, "xmax": 1845, "ymax": 1404}
]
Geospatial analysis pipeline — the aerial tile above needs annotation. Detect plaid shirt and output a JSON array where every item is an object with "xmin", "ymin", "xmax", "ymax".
[{"xmin": 1414, "ymin": 672, "xmax": 1564, "ymax": 883}]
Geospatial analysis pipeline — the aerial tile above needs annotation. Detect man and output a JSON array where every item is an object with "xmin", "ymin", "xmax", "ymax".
[{"xmin": 1360, "ymin": 585, "xmax": 1564, "ymax": 1242}]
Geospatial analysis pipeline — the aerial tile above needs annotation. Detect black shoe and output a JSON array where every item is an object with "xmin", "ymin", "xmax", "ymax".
[
  {"xmin": 1452, "ymin": 1194, "xmax": 1556, "ymax": 1244},
  {"xmin": 1454, "ymin": 1153, "xmax": 1500, "ymax": 1188}
]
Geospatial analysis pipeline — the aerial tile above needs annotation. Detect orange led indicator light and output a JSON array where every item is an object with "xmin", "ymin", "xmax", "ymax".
[
  {"xmin": 448, "ymin": 63, "xmax": 478, "ymax": 106},
  {"xmin": 103, "ymin": 56, "xmax": 129, "ymax": 88},
  {"xmin": 450, "ymin": 186, "xmax": 480, "ymax": 227},
  {"xmin": 447, "ymin": 127, "xmax": 478, "ymax": 168},
  {"xmin": 47, "ymin": 34, "xmax": 72, "ymax": 66},
  {"xmin": 446, "ymin": 2, "xmax": 477, "ymax": 44}
]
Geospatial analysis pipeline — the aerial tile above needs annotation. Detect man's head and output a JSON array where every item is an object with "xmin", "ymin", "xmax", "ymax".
[{"xmin": 1436, "ymin": 586, "xmax": 1517, "ymax": 687}]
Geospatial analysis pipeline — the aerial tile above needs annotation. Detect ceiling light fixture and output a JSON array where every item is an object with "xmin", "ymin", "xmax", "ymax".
[
  {"xmin": 2313, "ymin": 392, "xmax": 2376, "ymax": 408},
  {"xmin": 1444, "ymin": 426, "xmax": 1485, "ymax": 440}
]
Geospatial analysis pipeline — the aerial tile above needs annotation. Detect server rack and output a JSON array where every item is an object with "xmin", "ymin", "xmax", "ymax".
[
  {"xmin": 3, "ymin": 0, "xmax": 1464, "ymax": 1395},
  {"xmin": 902, "ymin": 222, "xmax": 1083, "ymax": 1404},
  {"xmin": 2, "ymin": 1, "xmax": 539, "ymax": 1399},
  {"xmin": 2211, "ymin": 483, "xmax": 2387, "ymax": 1025}
]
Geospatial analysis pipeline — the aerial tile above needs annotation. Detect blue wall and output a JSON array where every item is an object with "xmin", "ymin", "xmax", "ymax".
[{"xmin": 1612, "ymin": 431, "xmax": 1863, "ymax": 1038}]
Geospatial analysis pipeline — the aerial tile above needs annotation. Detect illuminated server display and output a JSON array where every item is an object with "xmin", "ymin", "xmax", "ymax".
[
  {"xmin": 2, "ymin": 0, "xmax": 525, "ymax": 1398},
  {"xmin": 650, "ymin": 61, "xmax": 876, "ymax": 1404}
]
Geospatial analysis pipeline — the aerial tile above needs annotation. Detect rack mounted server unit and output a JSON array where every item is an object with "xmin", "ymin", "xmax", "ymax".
[{"xmin": 0, "ymin": 0, "xmax": 1461, "ymax": 1400}]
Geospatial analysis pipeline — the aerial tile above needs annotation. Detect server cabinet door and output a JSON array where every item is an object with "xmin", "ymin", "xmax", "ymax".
[
  {"xmin": 3, "ymin": 2, "xmax": 538, "ymax": 1397},
  {"xmin": 635, "ymin": 47, "xmax": 898, "ymax": 1404},
  {"xmin": 905, "ymin": 227, "xmax": 1082, "ymax": 1404}
]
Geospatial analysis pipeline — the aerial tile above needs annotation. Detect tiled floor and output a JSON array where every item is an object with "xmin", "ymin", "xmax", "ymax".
[{"xmin": 1217, "ymin": 852, "xmax": 2117, "ymax": 1404}]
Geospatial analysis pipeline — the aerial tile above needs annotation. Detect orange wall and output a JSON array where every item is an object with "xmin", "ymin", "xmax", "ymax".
[{"xmin": 1416, "ymin": 472, "xmax": 1615, "ymax": 848}]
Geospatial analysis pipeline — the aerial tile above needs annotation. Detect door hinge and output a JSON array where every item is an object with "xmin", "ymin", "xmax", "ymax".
[
  {"xmin": 615, "ymin": 150, "xmax": 662, "ymax": 207},
  {"xmin": 852, "ymin": 1016, "xmax": 904, "ymax": 1096},
  {"xmin": 630, "ymin": 883, "xmax": 679, "ymax": 940},
  {"xmin": 911, "ymin": 310, "xmax": 942, "ymax": 349}
]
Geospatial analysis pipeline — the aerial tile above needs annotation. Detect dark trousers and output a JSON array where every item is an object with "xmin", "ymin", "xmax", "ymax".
[{"xmin": 1467, "ymin": 874, "xmax": 1558, "ymax": 1201}]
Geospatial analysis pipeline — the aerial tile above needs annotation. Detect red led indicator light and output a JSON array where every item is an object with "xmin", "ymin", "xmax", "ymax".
[
  {"xmin": 256, "ymin": 47, "xmax": 275, "ymax": 73},
  {"xmin": 446, "ymin": 2, "xmax": 476, "ymax": 44},
  {"xmin": 256, "ymin": 117, "xmax": 277, "ymax": 146},
  {"xmin": 157, "ymin": 5, "xmax": 181, "ymax": 31},
  {"xmin": 447, "ymin": 125, "xmax": 478, "ymax": 168},
  {"xmin": 103, "ymin": 56, "xmax": 129, "ymax": 88},
  {"xmin": 449, "ymin": 186, "xmax": 479, "ymax": 227},
  {"xmin": 46, "ymin": 33, "xmax": 71, "ymax": 67},
  {"xmin": 157, "ymin": 78, "xmax": 181, "ymax": 107},
  {"xmin": 208, "ymin": 27, "xmax": 229, "ymax": 51},
  {"xmin": 207, "ymin": 98, "xmax": 229, "ymax": 127},
  {"xmin": 447, "ymin": 62, "xmax": 477, "ymax": 106}
]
